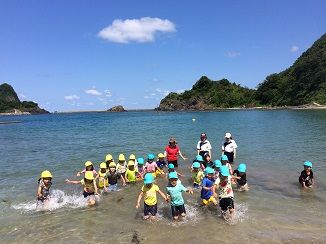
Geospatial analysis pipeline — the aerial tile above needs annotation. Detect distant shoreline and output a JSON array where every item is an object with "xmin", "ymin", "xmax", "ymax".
[{"xmin": 1, "ymin": 104, "xmax": 325, "ymax": 116}]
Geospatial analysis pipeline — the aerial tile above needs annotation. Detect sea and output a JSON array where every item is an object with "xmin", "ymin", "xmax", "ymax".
[{"xmin": 0, "ymin": 110, "xmax": 325, "ymax": 243}]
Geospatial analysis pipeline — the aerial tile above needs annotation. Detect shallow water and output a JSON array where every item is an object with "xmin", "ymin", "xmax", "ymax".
[{"xmin": 0, "ymin": 110, "xmax": 326, "ymax": 243}]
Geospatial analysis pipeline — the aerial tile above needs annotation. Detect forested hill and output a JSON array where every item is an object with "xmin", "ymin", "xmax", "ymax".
[
  {"xmin": 0, "ymin": 83, "xmax": 49, "ymax": 114},
  {"xmin": 157, "ymin": 77, "xmax": 257, "ymax": 110},
  {"xmin": 157, "ymin": 33, "xmax": 326, "ymax": 110},
  {"xmin": 255, "ymin": 33, "xmax": 326, "ymax": 106}
]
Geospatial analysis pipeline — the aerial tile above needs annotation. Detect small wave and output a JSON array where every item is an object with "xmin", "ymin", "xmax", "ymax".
[
  {"xmin": 217, "ymin": 202, "xmax": 249, "ymax": 225},
  {"xmin": 12, "ymin": 189, "xmax": 100, "ymax": 212}
]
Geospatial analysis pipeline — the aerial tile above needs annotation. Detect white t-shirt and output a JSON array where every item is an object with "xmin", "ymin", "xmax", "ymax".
[
  {"xmin": 222, "ymin": 140, "xmax": 237, "ymax": 153},
  {"xmin": 197, "ymin": 140, "xmax": 212, "ymax": 152}
]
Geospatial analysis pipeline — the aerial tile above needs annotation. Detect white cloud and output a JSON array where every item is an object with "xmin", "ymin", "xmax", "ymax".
[
  {"xmin": 64, "ymin": 95, "xmax": 80, "ymax": 100},
  {"xmin": 290, "ymin": 45, "xmax": 299, "ymax": 52},
  {"xmin": 85, "ymin": 89, "xmax": 102, "ymax": 96},
  {"xmin": 98, "ymin": 17, "xmax": 176, "ymax": 43},
  {"xmin": 104, "ymin": 90, "xmax": 112, "ymax": 97},
  {"xmin": 226, "ymin": 51, "xmax": 241, "ymax": 58}
]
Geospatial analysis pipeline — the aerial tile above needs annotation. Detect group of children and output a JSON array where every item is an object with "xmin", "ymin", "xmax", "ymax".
[{"xmin": 37, "ymin": 152, "xmax": 314, "ymax": 221}]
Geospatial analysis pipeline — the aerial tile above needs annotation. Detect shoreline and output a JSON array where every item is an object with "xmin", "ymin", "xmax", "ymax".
[{"xmin": 1, "ymin": 104, "xmax": 325, "ymax": 116}]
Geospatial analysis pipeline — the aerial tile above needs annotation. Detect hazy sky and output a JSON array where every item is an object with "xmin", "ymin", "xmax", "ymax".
[{"xmin": 0, "ymin": 0, "xmax": 325, "ymax": 111}]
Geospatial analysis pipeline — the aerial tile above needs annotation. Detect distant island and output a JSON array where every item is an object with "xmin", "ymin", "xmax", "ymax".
[
  {"xmin": 0, "ymin": 83, "xmax": 49, "ymax": 115},
  {"xmin": 157, "ymin": 33, "xmax": 326, "ymax": 111},
  {"xmin": 107, "ymin": 105, "xmax": 126, "ymax": 112}
]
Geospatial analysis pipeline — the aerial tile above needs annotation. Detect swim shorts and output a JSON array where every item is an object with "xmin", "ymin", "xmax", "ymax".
[
  {"xmin": 144, "ymin": 203, "xmax": 158, "ymax": 216},
  {"xmin": 171, "ymin": 204, "xmax": 186, "ymax": 217},
  {"xmin": 202, "ymin": 196, "xmax": 217, "ymax": 205},
  {"xmin": 83, "ymin": 191, "xmax": 95, "ymax": 198},
  {"xmin": 219, "ymin": 197, "xmax": 234, "ymax": 211}
]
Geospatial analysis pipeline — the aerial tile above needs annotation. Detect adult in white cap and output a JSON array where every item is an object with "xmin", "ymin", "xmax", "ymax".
[
  {"xmin": 197, "ymin": 133, "xmax": 212, "ymax": 159},
  {"xmin": 221, "ymin": 132, "xmax": 237, "ymax": 164}
]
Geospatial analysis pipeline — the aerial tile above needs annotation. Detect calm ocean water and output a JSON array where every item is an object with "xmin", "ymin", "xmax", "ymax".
[{"xmin": 0, "ymin": 110, "xmax": 325, "ymax": 243}]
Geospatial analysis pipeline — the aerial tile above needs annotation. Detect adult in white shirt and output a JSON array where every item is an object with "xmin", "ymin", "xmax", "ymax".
[
  {"xmin": 221, "ymin": 132, "xmax": 237, "ymax": 164},
  {"xmin": 197, "ymin": 133, "xmax": 212, "ymax": 159}
]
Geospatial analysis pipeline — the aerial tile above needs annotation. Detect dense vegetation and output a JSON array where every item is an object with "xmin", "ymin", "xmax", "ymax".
[
  {"xmin": 158, "ymin": 33, "xmax": 326, "ymax": 110},
  {"xmin": 0, "ymin": 83, "xmax": 49, "ymax": 114},
  {"xmin": 255, "ymin": 33, "xmax": 326, "ymax": 105},
  {"xmin": 157, "ymin": 76, "xmax": 257, "ymax": 110}
]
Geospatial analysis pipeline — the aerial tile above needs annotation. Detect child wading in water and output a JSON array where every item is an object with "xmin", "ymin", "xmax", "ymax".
[
  {"xmin": 200, "ymin": 167, "xmax": 217, "ymax": 206},
  {"xmin": 125, "ymin": 160, "xmax": 142, "ymax": 183},
  {"xmin": 136, "ymin": 173, "xmax": 168, "ymax": 220},
  {"xmin": 97, "ymin": 162, "xmax": 109, "ymax": 193},
  {"xmin": 166, "ymin": 172, "xmax": 193, "ymax": 220},
  {"xmin": 215, "ymin": 166, "xmax": 235, "ymax": 220},
  {"xmin": 232, "ymin": 163, "xmax": 249, "ymax": 191},
  {"xmin": 66, "ymin": 171, "xmax": 99, "ymax": 206},
  {"xmin": 77, "ymin": 161, "xmax": 98, "ymax": 177},
  {"xmin": 299, "ymin": 161, "xmax": 314, "ymax": 188},
  {"xmin": 107, "ymin": 162, "xmax": 126, "ymax": 191},
  {"xmin": 191, "ymin": 162, "xmax": 204, "ymax": 189},
  {"xmin": 37, "ymin": 170, "xmax": 53, "ymax": 206}
]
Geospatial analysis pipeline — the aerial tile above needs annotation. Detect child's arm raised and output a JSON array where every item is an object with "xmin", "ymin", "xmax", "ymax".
[
  {"xmin": 136, "ymin": 191, "xmax": 144, "ymax": 209},
  {"xmin": 65, "ymin": 179, "xmax": 81, "ymax": 184}
]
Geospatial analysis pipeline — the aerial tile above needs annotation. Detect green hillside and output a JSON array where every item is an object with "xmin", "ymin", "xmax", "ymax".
[{"xmin": 0, "ymin": 83, "xmax": 49, "ymax": 114}]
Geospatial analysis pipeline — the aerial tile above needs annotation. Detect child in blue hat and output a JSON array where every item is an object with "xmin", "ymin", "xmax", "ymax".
[
  {"xmin": 299, "ymin": 161, "xmax": 314, "ymax": 188},
  {"xmin": 200, "ymin": 167, "xmax": 217, "ymax": 206},
  {"xmin": 136, "ymin": 173, "xmax": 168, "ymax": 220},
  {"xmin": 166, "ymin": 172, "xmax": 193, "ymax": 220},
  {"xmin": 215, "ymin": 166, "xmax": 236, "ymax": 220},
  {"xmin": 233, "ymin": 163, "xmax": 249, "ymax": 191}
]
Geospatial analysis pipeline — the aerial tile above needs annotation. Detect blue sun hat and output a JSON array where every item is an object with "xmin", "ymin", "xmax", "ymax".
[
  {"xmin": 214, "ymin": 160, "xmax": 222, "ymax": 168},
  {"xmin": 221, "ymin": 155, "xmax": 228, "ymax": 161},
  {"xmin": 205, "ymin": 167, "xmax": 215, "ymax": 175},
  {"xmin": 196, "ymin": 155, "xmax": 204, "ymax": 162},
  {"xmin": 238, "ymin": 163, "xmax": 247, "ymax": 173},
  {"xmin": 220, "ymin": 166, "xmax": 230, "ymax": 177},
  {"xmin": 192, "ymin": 162, "xmax": 200, "ymax": 168},
  {"xmin": 144, "ymin": 173, "xmax": 154, "ymax": 184},
  {"xmin": 147, "ymin": 154, "xmax": 155, "ymax": 160},
  {"xmin": 137, "ymin": 157, "xmax": 144, "ymax": 165},
  {"xmin": 303, "ymin": 161, "xmax": 312, "ymax": 168},
  {"xmin": 168, "ymin": 172, "xmax": 178, "ymax": 179},
  {"xmin": 168, "ymin": 163, "xmax": 175, "ymax": 169}
]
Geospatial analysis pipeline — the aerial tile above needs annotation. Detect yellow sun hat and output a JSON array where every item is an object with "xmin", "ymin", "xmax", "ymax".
[
  {"xmin": 158, "ymin": 153, "xmax": 164, "ymax": 158},
  {"xmin": 128, "ymin": 160, "xmax": 135, "ymax": 166},
  {"xmin": 109, "ymin": 162, "xmax": 117, "ymax": 168},
  {"xmin": 85, "ymin": 171, "xmax": 94, "ymax": 180},
  {"xmin": 85, "ymin": 161, "xmax": 93, "ymax": 167},
  {"xmin": 100, "ymin": 162, "xmax": 107, "ymax": 169},
  {"xmin": 41, "ymin": 170, "xmax": 52, "ymax": 178},
  {"xmin": 129, "ymin": 154, "xmax": 136, "ymax": 160},
  {"xmin": 118, "ymin": 154, "xmax": 125, "ymax": 161},
  {"xmin": 105, "ymin": 154, "xmax": 113, "ymax": 161}
]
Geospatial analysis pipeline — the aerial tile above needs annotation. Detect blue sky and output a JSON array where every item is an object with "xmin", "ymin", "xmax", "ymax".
[{"xmin": 0, "ymin": 0, "xmax": 325, "ymax": 111}]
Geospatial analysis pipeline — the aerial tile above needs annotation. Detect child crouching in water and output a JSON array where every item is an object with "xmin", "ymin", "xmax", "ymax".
[
  {"xmin": 37, "ymin": 170, "xmax": 53, "ymax": 206},
  {"xmin": 135, "ymin": 173, "xmax": 168, "ymax": 220},
  {"xmin": 215, "ymin": 166, "xmax": 235, "ymax": 220},
  {"xmin": 166, "ymin": 172, "xmax": 193, "ymax": 220},
  {"xmin": 66, "ymin": 171, "xmax": 99, "ymax": 206},
  {"xmin": 299, "ymin": 161, "xmax": 314, "ymax": 188},
  {"xmin": 232, "ymin": 163, "xmax": 249, "ymax": 191}
]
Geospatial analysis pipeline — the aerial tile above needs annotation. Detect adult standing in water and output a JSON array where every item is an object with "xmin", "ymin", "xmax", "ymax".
[
  {"xmin": 222, "ymin": 132, "xmax": 238, "ymax": 164},
  {"xmin": 197, "ymin": 133, "xmax": 212, "ymax": 159},
  {"xmin": 164, "ymin": 137, "xmax": 187, "ymax": 168}
]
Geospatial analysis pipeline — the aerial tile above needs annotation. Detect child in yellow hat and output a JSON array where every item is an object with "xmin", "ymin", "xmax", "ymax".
[
  {"xmin": 116, "ymin": 154, "xmax": 127, "ymax": 178},
  {"xmin": 37, "ymin": 170, "xmax": 53, "ymax": 206},
  {"xmin": 125, "ymin": 160, "xmax": 142, "ymax": 183},
  {"xmin": 97, "ymin": 162, "xmax": 109, "ymax": 193},
  {"xmin": 76, "ymin": 161, "xmax": 98, "ymax": 178},
  {"xmin": 66, "ymin": 171, "xmax": 99, "ymax": 206}
]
